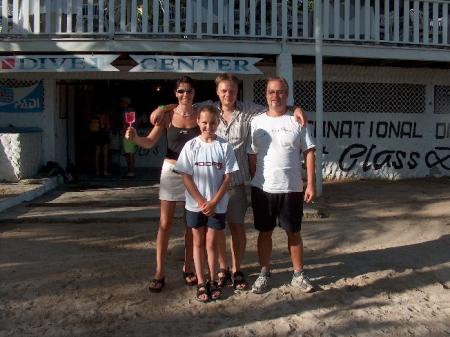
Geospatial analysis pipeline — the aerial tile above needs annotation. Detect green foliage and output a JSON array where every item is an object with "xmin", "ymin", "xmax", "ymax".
[{"xmin": 308, "ymin": 0, "xmax": 315, "ymax": 13}]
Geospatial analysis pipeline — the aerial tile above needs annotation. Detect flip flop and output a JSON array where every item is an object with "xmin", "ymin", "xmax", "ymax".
[
  {"xmin": 233, "ymin": 271, "xmax": 248, "ymax": 290},
  {"xmin": 183, "ymin": 271, "xmax": 198, "ymax": 286},
  {"xmin": 209, "ymin": 281, "xmax": 222, "ymax": 301},
  {"xmin": 216, "ymin": 268, "xmax": 231, "ymax": 288},
  {"xmin": 196, "ymin": 282, "xmax": 209, "ymax": 303},
  {"xmin": 148, "ymin": 278, "xmax": 165, "ymax": 293}
]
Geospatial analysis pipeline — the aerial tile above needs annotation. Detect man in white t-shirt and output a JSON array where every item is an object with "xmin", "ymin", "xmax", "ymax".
[{"xmin": 247, "ymin": 77, "xmax": 316, "ymax": 294}]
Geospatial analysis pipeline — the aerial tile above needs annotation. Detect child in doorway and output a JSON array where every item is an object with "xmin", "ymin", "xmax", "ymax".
[{"xmin": 174, "ymin": 105, "xmax": 239, "ymax": 302}]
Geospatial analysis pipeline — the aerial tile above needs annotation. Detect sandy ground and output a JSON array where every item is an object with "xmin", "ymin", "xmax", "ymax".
[{"xmin": 0, "ymin": 178, "xmax": 449, "ymax": 337}]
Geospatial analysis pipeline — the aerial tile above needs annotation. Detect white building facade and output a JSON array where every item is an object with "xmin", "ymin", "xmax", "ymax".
[{"xmin": 1, "ymin": 0, "xmax": 450, "ymax": 181}]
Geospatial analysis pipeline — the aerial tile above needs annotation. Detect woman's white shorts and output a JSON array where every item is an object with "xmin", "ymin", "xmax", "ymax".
[{"xmin": 159, "ymin": 161, "xmax": 185, "ymax": 202}]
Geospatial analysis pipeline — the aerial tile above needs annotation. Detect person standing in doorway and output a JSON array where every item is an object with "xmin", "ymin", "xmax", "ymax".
[
  {"xmin": 248, "ymin": 76, "xmax": 316, "ymax": 294},
  {"xmin": 90, "ymin": 107, "xmax": 111, "ymax": 176}
]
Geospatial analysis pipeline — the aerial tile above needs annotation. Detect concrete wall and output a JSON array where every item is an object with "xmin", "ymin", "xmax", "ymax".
[
  {"xmin": 0, "ymin": 77, "xmax": 57, "ymax": 170},
  {"xmin": 0, "ymin": 132, "xmax": 42, "ymax": 181}
]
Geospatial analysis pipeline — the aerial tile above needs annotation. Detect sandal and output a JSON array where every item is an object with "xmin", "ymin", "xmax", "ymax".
[
  {"xmin": 196, "ymin": 282, "xmax": 210, "ymax": 303},
  {"xmin": 148, "ymin": 278, "xmax": 165, "ymax": 293},
  {"xmin": 216, "ymin": 268, "xmax": 231, "ymax": 288},
  {"xmin": 233, "ymin": 271, "xmax": 248, "ymax": 290},
  {"xmin": 183, "ymin": 271, "xmax": 198, "ymax": 286},
  {"xmin": 209, "ymin": 281, "xmax": 222, "ymax": 301}
]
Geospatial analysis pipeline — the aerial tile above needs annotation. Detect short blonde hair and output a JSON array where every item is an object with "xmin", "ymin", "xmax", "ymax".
[{"xmin": 215, "ymin": 73, "xmax": 239, "ymax": 88}]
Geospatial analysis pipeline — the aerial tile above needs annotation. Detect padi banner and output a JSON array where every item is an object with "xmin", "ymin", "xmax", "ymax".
[
  {"xmin": 129, "ymin": 55, "xmax": 263, "ymax": 74},
  {"xmin": 0, "ymin": 81, "xmax": 44, "ymax": 112},
  {"xmin": 0, "ymin": 55, "xmax": 119, "ymax": 72}
]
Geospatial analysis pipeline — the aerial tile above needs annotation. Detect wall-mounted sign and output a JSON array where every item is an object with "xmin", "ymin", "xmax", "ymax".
[
  {"xmin": 0, "ymin": 80, "xmax": 44, "ymax": 113},
  {"xmin": 0, "ymin": 55, "xmax": 119, "ymax": 72},
  {"xmin": 129, "ymin": 55, "xmax": 262, "ymax": 74}
]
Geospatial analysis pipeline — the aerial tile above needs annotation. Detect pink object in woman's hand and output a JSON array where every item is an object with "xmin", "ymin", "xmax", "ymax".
[{"xmin": 125, "ymin": 111, "xmax": 135, "ymax": 127}]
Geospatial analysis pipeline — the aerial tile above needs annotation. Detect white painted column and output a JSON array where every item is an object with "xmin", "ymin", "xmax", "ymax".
[
  {"xmin": 424, "ymin": 82, "xmax": 436, "ymax": 177},
  {"xmin": 55, "ymin": 82, "xmax": 69, "ymax": 168},
  {"xmin": 242, "ymin": 77, "xmax": 254, "ymax": 103},
  {"xmin": 314, "ymin": 0, "xmax": 324, "ymax": 196},
  {"xmin": 276, "ymin": 51, "xmax": 294, "ymax": 106},
  {"xmin": 67, "ymin": 85, "xmax": 77, "ymax": 165},
  {"xmin": 43, "ymin": 78, "xmax": 56, "ymax": 164}
]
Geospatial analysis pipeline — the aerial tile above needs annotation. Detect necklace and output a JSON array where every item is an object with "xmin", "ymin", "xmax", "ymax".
[{"xmin": 174, "ymin": 107, "xmax": 195, "ymax": 118}]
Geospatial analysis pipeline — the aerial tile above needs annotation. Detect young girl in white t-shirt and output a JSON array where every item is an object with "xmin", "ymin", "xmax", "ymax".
[{"xmin": 175, "ymin": 105, "xmax": 239, "ymax": 302}]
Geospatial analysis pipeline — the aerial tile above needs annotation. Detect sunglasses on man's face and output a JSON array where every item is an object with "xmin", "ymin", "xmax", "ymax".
[{"xmin": 176, "ymin": 88, "xmax": 193, "ymax": 94}]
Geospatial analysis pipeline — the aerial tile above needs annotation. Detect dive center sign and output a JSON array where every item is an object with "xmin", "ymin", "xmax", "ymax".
[
  {"xmin": 0, "ymin": 55, "xmax": 261, "ymax": 74},
  {"xmin": 0, "ymin": 55, "xmax": 119, "ymax": 72},
  {"xmin": 130, "ymin": 55, "xmax": 263, "ymax": 74}
]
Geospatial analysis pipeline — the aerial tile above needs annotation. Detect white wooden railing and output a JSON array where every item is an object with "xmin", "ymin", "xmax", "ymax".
[{"xmin": 0, "ymin": 0, "xmax": 449, "ymax": 46}]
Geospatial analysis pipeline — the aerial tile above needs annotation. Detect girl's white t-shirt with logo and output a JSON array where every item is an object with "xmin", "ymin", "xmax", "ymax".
[{"xmin": 175, "ymin": 136, "xmax": 239, "ymax": 213}]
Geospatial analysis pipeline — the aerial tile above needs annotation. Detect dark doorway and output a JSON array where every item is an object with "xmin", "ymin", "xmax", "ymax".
[{"xmin": 68, "ymin": 79, "xmax": 237, "ymax": 175}]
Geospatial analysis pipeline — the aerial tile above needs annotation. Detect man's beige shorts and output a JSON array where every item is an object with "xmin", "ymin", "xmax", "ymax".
[{"xmin": 226, "ymin": 184, "xmax": 249, "ymax": 225}]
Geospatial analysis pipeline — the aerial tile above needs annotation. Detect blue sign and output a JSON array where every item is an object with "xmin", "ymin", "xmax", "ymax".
[
  {"xmin": 0, "ymin": 55, "xmax": 119, "ymax": 72},
  {"xmin": 0, "ymin": 81, "xmax": 44, "ymax": 113},
  {"xmin": 130, "ymin": 55, "xmax": 263, "ymax": 74}
]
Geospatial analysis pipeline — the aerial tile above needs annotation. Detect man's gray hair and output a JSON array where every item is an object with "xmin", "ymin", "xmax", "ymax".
[{"xmin": 266, "ymin": 76, "xmax": 289, "ymax": 92}]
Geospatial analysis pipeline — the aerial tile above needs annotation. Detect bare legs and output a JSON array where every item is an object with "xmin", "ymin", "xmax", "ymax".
[
  {"xmin": 102, "ymin": 144, "xmax": 109, "ymax": 175},
  {"xmin": 216, "ymin": 223, "xmax": 247, "ymax": 286},
  {"xmin": 287, "ymin": 231, "xmax": 304, "ymax": 273},
  {"xmin": 154, "ymin": 200, "xmax": 194, "ymax": 281},
  {"xmin": 256, "ymin": 229, "xmax": 304, "ymax": 273},
  {"xmin": 257, "ymin": 230, "xmax": 273, "ymax": 271},
  {"xmin": 216, "ymin": 186, "xmax": 248, "ymax": 285},
  {"xmin": 125, "ymin": 153, "xmax": 134, "ymax": 176},
  {"xmin": 192, "ymin": 227, "xmax": 219, "ymax": 285},
  {"xmin": 183, "ymin": 210, "xmax": 195, "ymax": 281},
  {"xmin": 229, "ymin": 223, "xmax": 246, "ymax": 273},
  {"xmin": 217, "ymin": 230, "xmax": 228, "ymax": 271},
  {"xmin": 95, "ymin": 144, "xmax": 110, "ymax": 176},
  {"xmin": 154, "ymin": 200, "xmax": 176, "ymax": 280},
  {"xmin": 95, "ymin": 145, "xmax": 101, "ymax": 176}
]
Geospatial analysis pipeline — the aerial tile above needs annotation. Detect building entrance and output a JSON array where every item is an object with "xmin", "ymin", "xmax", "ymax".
[{"xmin": 66, "ymin": 79, "xmax": 220, "ymax": 175}]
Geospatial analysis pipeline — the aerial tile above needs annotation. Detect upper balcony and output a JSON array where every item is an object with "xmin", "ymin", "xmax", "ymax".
[{"xmin": 1, "ymin": 0, "xmax": 449, "ymax": 59}]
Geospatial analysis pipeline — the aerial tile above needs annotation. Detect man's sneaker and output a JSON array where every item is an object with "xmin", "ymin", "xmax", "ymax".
[
  {"xmin": 252, "ymin": 273, "xmax": 270, "ymax": 294},
  {"xmin": 291, "ymin": 271, "xmax": 314, "ymax": 293}
]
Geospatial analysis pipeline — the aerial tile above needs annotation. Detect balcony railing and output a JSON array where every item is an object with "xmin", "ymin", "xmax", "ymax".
[{"xmin": 0, "ymin": 0, "xmax": 449, "ymax": 47}]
